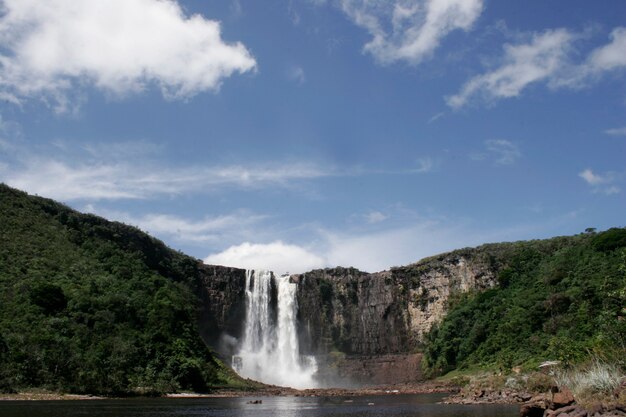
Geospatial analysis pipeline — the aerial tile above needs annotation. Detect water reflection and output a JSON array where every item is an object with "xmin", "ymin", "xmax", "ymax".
[{"xmin": 0, "ymin": 394, "xmax": 519, "ymax": 417}]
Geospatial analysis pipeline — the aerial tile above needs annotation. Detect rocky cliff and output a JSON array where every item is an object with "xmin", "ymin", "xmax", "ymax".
[
  {"xmin": 200, "ymin": 246, "xmax": 505, "ymax": 385},
  {"xmin": 196, "ymin": 265, "xmax": 247, "ymax": 360},
  {"xmin": 293, "ymin": 248, "xmax": 501, "ymax": 357}
]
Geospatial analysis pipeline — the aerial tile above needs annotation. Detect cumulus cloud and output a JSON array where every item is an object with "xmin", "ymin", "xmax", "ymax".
[
  {"xmin": 579, "ymin": 168, "xmax": 621, "ymax": 195},
  {"xmin": 447, "ymin": 29, "xmax": 574, "ymax": 108},
  {"xmin": 338, "ymin": 0, "xmax": 483, "ymax": 65},
  {"xmin": 204, "ymin": 241, "xmax": 326, "ymax": 275},
  {"xmin": 0, "ymin": 0, "xmax": 256, "ymax": 111}
]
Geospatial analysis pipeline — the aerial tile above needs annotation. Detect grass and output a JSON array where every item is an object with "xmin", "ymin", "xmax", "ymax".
[{"xmin": 554, "ymin": 359, "xmax": 624, "ymax": 406}]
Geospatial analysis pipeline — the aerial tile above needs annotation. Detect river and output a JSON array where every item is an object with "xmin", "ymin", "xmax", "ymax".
[{"xmin": 0, "ymin": 393, "xmax": 518, "ymax": 417}]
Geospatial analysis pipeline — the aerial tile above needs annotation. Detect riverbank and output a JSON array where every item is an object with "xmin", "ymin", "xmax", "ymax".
[
  {"xmin": 0, "ymin": 381, "xmax": 455, "ymax": 401},
  {"xmin": 440, "ymin": 369, "xmax": 626, "ymax": 417},
  {"xmin": 0, "ymin": 392, "xmax": 105, "ymax": 401}
]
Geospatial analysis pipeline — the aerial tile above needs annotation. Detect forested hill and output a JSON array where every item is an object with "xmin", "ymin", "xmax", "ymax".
[
  {"xmin": 1, "ymin": 183, "xmax": 624, "ymax": 394},
  {"xmin": 0, "ymin": 184, "xmax": 248, "ymax": 395},
  {"xmin": 423, "ymin": 226, "xmax": 626, "ymax": 376}
]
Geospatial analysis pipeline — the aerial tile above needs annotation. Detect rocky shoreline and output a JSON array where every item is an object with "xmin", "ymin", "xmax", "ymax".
[
  {"xmin": 443, "ymin": 383, "xmax": 626, "ymax": 417},
  {"xmin": 0, "ymin": 381, "xmax": 455, "ymax": 401},
  {"xmin": 3, "ymin": 379, "xmax": 624, "ymax": 417}
]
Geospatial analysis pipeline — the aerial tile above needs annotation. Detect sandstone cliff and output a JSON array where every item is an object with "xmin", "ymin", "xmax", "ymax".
[
  {"xmin": 293, "ymin": 248, "xmax": 501, "ymax": 357},
  {"xmin": 199, "ymin": 245, "xmax": 507, "ymax": 384}
]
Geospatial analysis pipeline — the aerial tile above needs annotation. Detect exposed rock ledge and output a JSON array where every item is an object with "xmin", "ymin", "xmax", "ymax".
[
  {"xmin": 445, "ymin": 385, "xmax": 625, "ymax": 417},
  {"xmin": 520, "ymin": 390, "xmax": 625, "ymax": 417}
]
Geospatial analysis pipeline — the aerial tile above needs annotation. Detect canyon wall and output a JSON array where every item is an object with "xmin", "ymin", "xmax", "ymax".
[{"xmin": 199, "ymin": 246, "xmax": 503, "ymax": 385}]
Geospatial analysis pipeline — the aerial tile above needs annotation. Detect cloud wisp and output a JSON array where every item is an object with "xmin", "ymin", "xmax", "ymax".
[
  {"xmin": 2, "ymin": 158, "xmax": 333, "ymax": 201},
  {"xmin": 604, "ymin": 127, "xmax": 626, "ymax": 137},
  {"xmin": 471, "ymin": 139, "xmax": 521, "ymax": 165},
  {"xmin": 448, "ymin": 27, "xmax": 626, "ymax": 109},
  {"xmin": 337, "ymin": 0, "xmax": 483, "ymax": 65},
  {"xmin": 447, "ymin": 29, "xmax": 574, "ymax": 108},
  {"xmin": 485, "ymin": 139, "xmax": 521, "ymax": 165},
  {"xmin": 0, "ymin": 0, "xmax": 256, "ymax": 111},
  {"xmin": 86, "ymin": 206, "xmax": 267, "ymax": 245},
  {"xmin": 579, "ymin": 168, "xmax": 621, "ymax": 195},
  {"xmin": 0, "ymin": 139, "xmax": 335, "ymax": 201}
]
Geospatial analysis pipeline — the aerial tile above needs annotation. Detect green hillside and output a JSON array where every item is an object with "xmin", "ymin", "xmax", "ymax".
[
  {"xmin": 423, "ymin": 229, "xmax": 626, "ymax": 376},
  {"xmin": 0, "ymin": 184, "xmax": 247, "ymax": 395}
]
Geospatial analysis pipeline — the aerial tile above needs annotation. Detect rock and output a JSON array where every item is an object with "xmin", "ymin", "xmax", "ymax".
[
  {"xmin": 570, "ymin": 408, "xmax": 587, "ymax": 417},
  {"xmin": 546, "ymin": 405, "xmax": 580, "ymax": 417},
  {"xmin": 521, "ymin": 402, "xmax": 547, "ymax": 417},
  {"xmin": 521, "ymin": 394, "xmax": 551, "ymax": 417},
  {"xmin": 552, "ymin": 388, "xmax": 575, "ymax": 408},
  {"xmin": 587, "ymin": 403, "xmax": 604, "ymax": 416}
]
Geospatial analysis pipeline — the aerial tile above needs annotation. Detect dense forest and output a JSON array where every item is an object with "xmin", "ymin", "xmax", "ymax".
[
  {"xmin": 0, "ymin": 184, "xmax": 248, "ymax": 395},
  {"xmin": 423, "ymin": 228, "xmax": 626, "ymax": 376}
]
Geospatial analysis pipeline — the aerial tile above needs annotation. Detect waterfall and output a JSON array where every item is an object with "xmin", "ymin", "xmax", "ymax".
[{"xmin": 232, "ymin": 270, "xmax": 317, "ymax": 389}]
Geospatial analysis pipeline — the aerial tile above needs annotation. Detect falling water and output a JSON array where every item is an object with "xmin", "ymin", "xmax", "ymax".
[{"xmin": 232, "ymin": 270, "xmax": 317, "ymax": 389}]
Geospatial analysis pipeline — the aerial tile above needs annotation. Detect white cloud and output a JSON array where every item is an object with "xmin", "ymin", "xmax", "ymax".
[
  {"xmin": 448, "ymin": 27, "xmax": 626, "ymax": 109},
  {"xmin": 579, "ymin": 168, "xmax": 621, "ymax": 195},
  {"xmin": 204, "ymin": 241, "xmax": 326, "ymax": 275},
  {"xmin": 428, "ymin": 111, "xmax": 445, "ymax": 123},
  {"xmin": 0, "ymin": 0, "xmax": 256, "ymax": 111},
  {"xmin": 579, "ymin": 168, "xmax": 607, "ymax": 186},
  {"xmin": 605, "ymin": 127, "xmax": 626, "ymax": 137},
  {"xmin": 3, "ymin": 158, "xmax": 332, "ymax": 201},
  {"xmin": 338, "ymin": 0, "xmax": 483, "ymax": 65},
  {"xmin": 230, "ymin": 0, "xmax": 243, "ymax": 18},
  {"xmin": 0, "ymin": 139, "xmax": 334, "ymax": 201},
  {"xmin": 414, "ymin": 157, "xmax": 435, "ymax": 173},
  {"xmin": 485, "ymin": 139, "xmax": 521, "ymax": 165},
  {"xmin": 447, "ymin": 29, "xmax": 574, "ymax": 108},
  {"xmin": 92, "ymin": 209, "xmax": 268, "ymax": 245},
  {"xmin": 365, "ymin": 211, "xmax": 388, "ymax": 224},
  {"xmin": 588, "ymin": 27, "xmax": 626, "ymax": 72},
  {"xmin": 603, "ymin": 186, "xmax": 621, "ymax": 195},
  {"xmin": 287, "ymin": 0, "xmax": 301, "ymax": 26},
  {"xmin": 287, "ymin": 66, "xmax": 306, "ymax": 84}
]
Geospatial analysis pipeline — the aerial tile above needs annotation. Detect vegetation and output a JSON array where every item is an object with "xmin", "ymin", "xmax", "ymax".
[
  {"xmin": 424, "ymin": 228, "xmax": 626, "ymax": 376},
  {"xmin": 0, "ymin": 184, "xmax": 248, "ymax": 395},
  {"xmin": 554, "ymin": 359, "xmax": 625, "ymax": 406}
]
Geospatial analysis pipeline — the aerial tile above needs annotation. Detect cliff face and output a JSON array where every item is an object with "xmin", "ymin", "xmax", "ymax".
[
  {"xmin": 196, "ymin": 265, "xmax": 247, "ymax": 359},
  {"xmin": 199, "ymin": 248, "xmax": 502, "ymax": 384},
  {"xmin": 395, "ymin": 249, "xmax": 500, "ymax": 346},
  {"xmin": 293, "ymin": 250, "xmax": 500, "ymax": 357},
  {"xmin": 294, "ymin": 267, "xmax": 410, "ymax": 356}
]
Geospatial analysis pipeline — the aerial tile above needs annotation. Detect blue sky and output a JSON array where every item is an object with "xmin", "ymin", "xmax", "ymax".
[{"xmin": 0, "ymin": 0, "xmax": 624, "ymax": 273}]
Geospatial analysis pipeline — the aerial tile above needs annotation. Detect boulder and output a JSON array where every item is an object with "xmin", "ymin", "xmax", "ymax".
[
  {"xmin": 521, "ymin": 395, "xmax": 550, "ymax": 417},
  {"xmin": 552, "ymin": 388, "xmax": 575, "ymax": 408}
]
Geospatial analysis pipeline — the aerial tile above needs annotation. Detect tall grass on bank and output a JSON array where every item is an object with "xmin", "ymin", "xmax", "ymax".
[{"xmin": 554, "ymin": 360, "xmax": 624, "ymax": 405}]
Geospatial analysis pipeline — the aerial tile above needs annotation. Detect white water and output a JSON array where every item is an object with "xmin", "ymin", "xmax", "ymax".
[{"xmin": 232, "ymin": 270, "xmax": 317, "ymax": 389}]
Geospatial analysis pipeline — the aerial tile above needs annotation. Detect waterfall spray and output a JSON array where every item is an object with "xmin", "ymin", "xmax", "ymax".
[{"xmin": 232, "ymin": 270, "xmax": 317, "ymax": 389}]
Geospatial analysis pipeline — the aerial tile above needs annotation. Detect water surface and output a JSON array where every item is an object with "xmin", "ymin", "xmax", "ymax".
[{"xmin": 0, "ymin": 393, "xmax": 519, "ymax": 417}]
